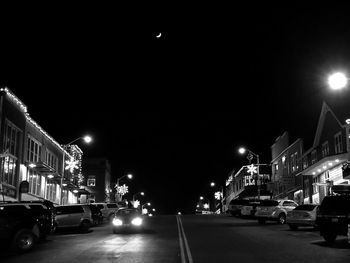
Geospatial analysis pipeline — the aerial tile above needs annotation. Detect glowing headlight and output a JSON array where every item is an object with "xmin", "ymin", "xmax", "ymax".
[
  {"xmin": 131, "ymin": 217, "xmax": 143, "ymax": 226},
  {"xmin": 112, "ymin": 218, "xmax": 123, "ymax": 226}
]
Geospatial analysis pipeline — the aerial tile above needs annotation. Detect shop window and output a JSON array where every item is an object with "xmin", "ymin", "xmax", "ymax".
[
  {"xmin": 334, "ymin": 132, "xmax": 343, "ymax": 154},
  {"xmin": 27, "ymin": 136, "xmax": 42, "ymax": 163},
  {"xmin": 87, "ymin": 178, "xmax": 96, "ymax": 186},
  {"xmin": 1, "ymin": 156, "xmax": 17, "ymax": 187},
  {"xmin": 29, "ymin": 170, "xmax": 41, "ymax": 196},
  {"xmin": 311, "ymin": 150, "xmax": 317, "ymax": 164},
  {"xmin": 322, "ymin": 141, "xmax": 329, "ymax": 157},
  {"xmin": 46, "ymin": 150, "xmax": 58, "ymax": 171},
  {"xmin": 313, "ymin": 177, "xmax": 318, "ymax": 194}
]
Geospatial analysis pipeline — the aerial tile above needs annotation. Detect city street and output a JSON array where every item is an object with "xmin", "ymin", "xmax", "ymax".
[{"xmin": 1, "ymin": 214, "xmax": 349, "ymax": 263}]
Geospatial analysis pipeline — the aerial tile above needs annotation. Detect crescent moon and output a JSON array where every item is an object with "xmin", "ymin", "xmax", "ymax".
[{"xmin": 156, "ymin": 33, "xmax": 162, "ymax": 38}]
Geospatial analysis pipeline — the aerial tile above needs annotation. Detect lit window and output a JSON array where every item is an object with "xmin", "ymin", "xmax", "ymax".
[{"xmin": 87, "ymin": 179, "xmax": 96, "ymax": 186}]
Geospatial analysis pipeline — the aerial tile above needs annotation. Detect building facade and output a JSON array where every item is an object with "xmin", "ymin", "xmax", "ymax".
[
  {"xmin": 0, "ymin": 87, "xmax": 82, "ymax": 204},
  {"xmin": 82, "ymin": 157, "xmax": 112, "ymax": 203},
  {"xmin": 298, "ymin": 102, "xmax": 350, "ymax": 204},
  {"xmin": 225, "ymin": 164, "xmax": 272, "ymax": 211},
  {"xmin": 270, "ymin": 132, "xmax": 304, "ymax": 203}
]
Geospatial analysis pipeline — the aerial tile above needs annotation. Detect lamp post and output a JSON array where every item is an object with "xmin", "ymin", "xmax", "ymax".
[
  {"xmin": 238, "ymin": 147, "xmax": 260, "ymax": 199},
  {"xmin": 60, "ymin": 135, "xmax": 92, "ymax": 205},
  {"xmin": 132, "ymin": 191, "xmax": 144, "ymax": 202},
  {"xmin": 199, "ymin": 196, "xmax": 210, "ymax": 212},
  {"xmin": 115, "ymin": 173, "xmax": 132, "ymax": 202},
  {"xmin": 210, "ymin": 181, "xmax": 224, "ymax": 213}
]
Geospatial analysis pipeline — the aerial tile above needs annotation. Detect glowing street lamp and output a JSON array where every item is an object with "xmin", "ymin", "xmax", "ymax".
[
  {"xmin": 132, "ymin": 191, "xmax": 145, "ymax": 202},
  {"xmin": 328, "ymin": 72, "xmax": 348, "ymax": 90},
  {"xmin": 210, "ymin": 182, "xmax": 215, "ymax": 187},
  {"xmin": 238, "ymin": 147, "xmax": 246, "ymax": 155},
  {"xmin": 116, "ymin": 173, "xmax": 133, "ymax": 187}
]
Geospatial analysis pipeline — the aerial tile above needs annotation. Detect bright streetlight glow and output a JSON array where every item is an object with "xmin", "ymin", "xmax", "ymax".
[
  {"xmin": 83, "ymin": 135, "xmax": 92, "ymax": 143},
  {"xmin": 200, "ymin": 196, "xmax": 204, "ymax": 200},
  {"xmin": 147, "ymin": 202, "xmax": 151, "ymax": 206},
  {"xmin": 140, "ymin": 192, "xmax": 145, "ymax": 196},
  {"xmin": 127, "ymin": 174, "xmax": 133, "ymax": 179},
  {"xmin": 328, "ymin": 72, "xmax": 348, "ymax": 90},
  {"xmin": 178, "ymin": 212, "xmax": 182, "ymax": 215},
  {"xmin": 238, "ymin": 147, "xmax": 246, "ymax": 154},
  {"xmin": 152, "ymin": 208, "xmax": 156, "ymax": 212},
  {"xmin": 210, "ymin": 182, "xmax": 215, "ymax": 187}
]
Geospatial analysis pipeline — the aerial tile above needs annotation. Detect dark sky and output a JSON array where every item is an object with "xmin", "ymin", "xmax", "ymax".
[{"xmin": 1, "ymin": 5, "xmax": 350, "ymax": 214}]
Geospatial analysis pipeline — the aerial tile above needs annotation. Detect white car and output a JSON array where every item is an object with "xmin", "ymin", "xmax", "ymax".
[{"xmin": 255, "ymin": 199, "xmax": 298, "ymax": 224}]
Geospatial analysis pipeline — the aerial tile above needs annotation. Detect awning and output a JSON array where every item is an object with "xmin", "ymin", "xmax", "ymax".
[
  {"xmin": 31, "ymin": 161, "xmax": 57, "ymax": 174},
  {"xmin": 300, "ymin": 153, "xmax": 348, "ymax": 176}
]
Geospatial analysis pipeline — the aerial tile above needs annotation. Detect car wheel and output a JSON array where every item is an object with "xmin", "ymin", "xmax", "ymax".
[
  {"xmin": 289, "ymin": 224, "xmax": 298, "ymax": 230},
  {"xmin": 80, "ymin": 221, "xmax": 91, "ymax": 233},
  {"xmin": 258, "ymin": 219, "xmax": 266, "ymax": 224},
  {"xmin": 323, "ymin": 232, "xmax": 337, "ymax": 243},
  {"xmin": 278, "ymin": 214, "xmax": 286, "ymax": 224},
  {"xmin": 12, "ymin": 229, "xmax": 36, "ymax": 252}
]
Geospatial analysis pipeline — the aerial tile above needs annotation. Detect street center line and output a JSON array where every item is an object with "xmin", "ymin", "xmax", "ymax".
[
  {"xmin": 178, "ymin": 215, "xmax": 194, "ymax": 263},
  {"xmin": 177, "ymin": 215, "xmax": 186, "ymax": 263}
]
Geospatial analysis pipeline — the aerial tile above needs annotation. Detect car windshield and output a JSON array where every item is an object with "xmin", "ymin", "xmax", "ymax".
[
  {"xmin": 117, "ymin": 209, "xmax": 140, "ymax": 216},
  {"xmin": 258, "ymin": 200, "xmax": 279, "ymax": 207},
  {"xmin": 294, "ymin": 205, "xmax": 316, "ymax": 211}
]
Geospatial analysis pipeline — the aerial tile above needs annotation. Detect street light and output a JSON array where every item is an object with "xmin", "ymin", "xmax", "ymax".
[
  {"xmin": 116, "ymin": 173, "xmax": 133, "ymax": 187},
  {"xmin": 238, "ymin": 146, "xmax": 261, "ymax": 199},
  {"xmin": 132, "ymin": 191, "xmax": 145, "ymax": 202},
  {"xmin": 328, "ymin": 72, "xmax": 348, "ymax": 90},
  {"xmin": 60, "ymin": 134, "xmax": 93, "ymax": 204},
  {"xmin": 210, "ymin": 181, "xmax": 224, "ymax": 213}
]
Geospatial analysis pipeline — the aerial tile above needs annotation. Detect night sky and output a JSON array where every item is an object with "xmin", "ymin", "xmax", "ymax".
[{"xmin": 1, "ymin": 5, "xmax": 350, "ymax": 214}]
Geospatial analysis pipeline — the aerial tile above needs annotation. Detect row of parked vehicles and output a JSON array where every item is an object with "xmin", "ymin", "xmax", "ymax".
[
  {"xmin": 228, "ymin": 184, "xmax": 350, "ymax": 243},
  {"xmin": 0, "ymin": 201, "xmax": 127, "ymax": 252}
]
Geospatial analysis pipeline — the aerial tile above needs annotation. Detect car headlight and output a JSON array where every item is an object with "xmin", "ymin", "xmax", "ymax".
[
  {"xmin": 131, "ymin": 217, "xmax": 143, "ymax": 226},
  {"xmin": 112, "ymin": 218, "xmax": 123, "ymax": 226}
]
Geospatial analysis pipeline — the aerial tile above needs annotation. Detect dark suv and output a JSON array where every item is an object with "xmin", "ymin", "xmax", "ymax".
[
  {"xmin": 316, "ymin": 191, "xmax": 350, "ymax": 243},
  {"xmin": 0, "ymin": 201, "xmax": 55, "ymax": 252}
]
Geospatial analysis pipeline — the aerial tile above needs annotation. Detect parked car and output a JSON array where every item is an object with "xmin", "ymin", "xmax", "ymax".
[
  {"xmin": 89, "ymin": 204, "xmax": 103, "ymax": 226},
  {"xmin": 255, "ymin": 199, "xmax": 298, "ymax": 224},
  {"xmin": 227, "ymin": 199, "xmax": 250, "ymax": 216},
  {"xmin": 54, "ymin": 204, "xmax": 93, "ymax": 232},
  {"xmin": 91, "ymin": 202, "xmax": 120, "ymax": 222},
  {"xmin": 0, "ymin": 201, "xmax": 55, "ymax": 252},
  {"xmin": 286, "ymin": 204, "xmax": 318, "ymax": 230},
  {"xmin": 240, "ymin": 199, "xmax": 263, "ymax": 218},
  {"xmin": 316, "ymin": 185, "xmax": 350, "ymax": 243},
  {"xmin": 112, "ymin": 208, "xmax": 144, "ymax": 233}
]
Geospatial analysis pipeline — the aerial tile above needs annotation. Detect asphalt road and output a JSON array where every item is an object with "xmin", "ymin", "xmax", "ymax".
[{"xmin": 1, "ymin": 214, "xmax": 349, "ymax": 263}]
